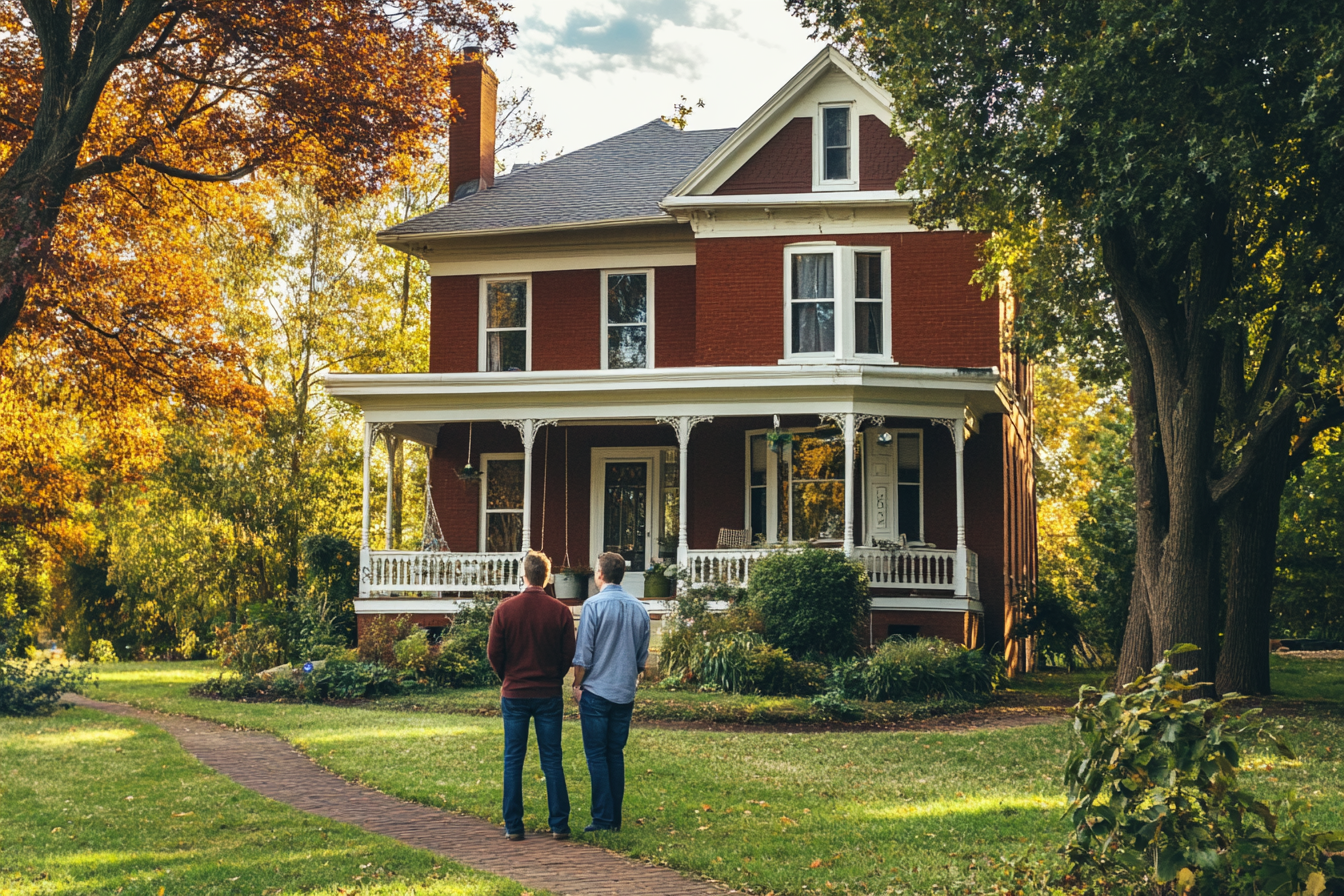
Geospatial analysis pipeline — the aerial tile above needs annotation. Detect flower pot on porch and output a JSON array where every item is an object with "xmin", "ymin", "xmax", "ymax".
[
  {"xmin": 643, "ymin": 570, "xmax": 673, "ymax": 598},
  {"xmin": 553, "ymin": 570, "xmax": 589, "ymax": 601}
]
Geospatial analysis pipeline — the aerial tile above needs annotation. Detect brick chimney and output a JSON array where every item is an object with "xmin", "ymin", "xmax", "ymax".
[{"xmin": 449, "ymin": 46, "xmax": 498, "ymax": 202}]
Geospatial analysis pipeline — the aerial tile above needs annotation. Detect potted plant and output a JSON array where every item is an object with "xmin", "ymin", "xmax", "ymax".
[
  {"xmin": 765, "ymin": 429, "xmax": 794, "ymax": 454},
  {"xmin": 553, "ymin": 565, "xmax": 591, "ymax": 600},
  {"xmin": 643, "ymin": 561, "xmax": 673, "ymax": 598}
]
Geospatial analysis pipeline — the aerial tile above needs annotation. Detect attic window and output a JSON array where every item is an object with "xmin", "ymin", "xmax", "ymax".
[
  {"xmin": 815, "ymin": 103, "xmax": 858, "ymax": 190},
  {"xmin": 823, "ymin": 107, "xmax": 850, "ymax": 180}
]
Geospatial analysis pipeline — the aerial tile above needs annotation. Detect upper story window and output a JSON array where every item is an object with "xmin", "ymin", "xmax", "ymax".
[
  {"xmin": 784, "ymin": 244, "xmax": 890, "ymax": 362},
  {"xmin": 814, "ymin": 103, "xmax": 857, "ymax": 190},
  {"xmin": 480, "ymin": 276, "xmax": 530, "ymax": 371},
  {"xmin": 602, "ymin": 269, "xmax": 654, "ymax": 369}
]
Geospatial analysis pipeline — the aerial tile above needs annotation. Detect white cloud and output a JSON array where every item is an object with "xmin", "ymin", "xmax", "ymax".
[{"xmin": 491, "ymin": 0, "xmax": 826, "ymax": 167}]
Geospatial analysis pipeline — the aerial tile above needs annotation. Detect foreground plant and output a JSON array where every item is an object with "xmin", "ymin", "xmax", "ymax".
[{"xmin": 1064, "ymin": 646, "xmax": 1344, "ymax": 895}]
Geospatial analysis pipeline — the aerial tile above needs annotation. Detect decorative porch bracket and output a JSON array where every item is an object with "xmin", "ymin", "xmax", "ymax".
[
  {"xmin": 656, "ymin": 415, "xmax": 713, "ymax": 567},
  {"xmin": 932, "ymin": 416, "xmax": 969, "ymax": 597},
  {"xmin": 501, "ymin": 419, "xmax": 558, "ymax": 555}
]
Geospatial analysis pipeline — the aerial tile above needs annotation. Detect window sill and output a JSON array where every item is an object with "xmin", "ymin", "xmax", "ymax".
[{"xmin": 777, "ymin": 357, "xmax": 900, "ymax": 366}]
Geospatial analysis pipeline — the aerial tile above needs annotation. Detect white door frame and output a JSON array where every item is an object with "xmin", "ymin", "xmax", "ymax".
[{"xmin": 588, "ymin": 447, "xmax": 673, "ymax": 597}]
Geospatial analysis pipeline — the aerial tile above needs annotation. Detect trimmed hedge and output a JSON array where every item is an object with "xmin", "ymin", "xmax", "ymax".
[
  {"xmin": 743, "ymin": 547, "xmax": 870, "ymax": 658},
  {"xmin": 827, "ymin": 637, "xmax": 1001, "ymax": 702}
]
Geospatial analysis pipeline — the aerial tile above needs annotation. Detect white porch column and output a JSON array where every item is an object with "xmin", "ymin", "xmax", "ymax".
[
  {"xmin": 935, "ymin": 417, "xmax": 968, "ymax": 596},
  {"xmin": 383, "ymin": 431, "xmax": 396, "ymax": 550},
  {"xmin": 502, "ymin": 419, "xmax": 557, "ymax": 555},
  {"xmin": 359, "ymin": 421, "xmax": 373, "ymax": 599},
  {"xmin": 842, "ymin": 412, "xmax": 856, "ymax": 554},
  {"xmin": 657, "ymin": 416, "xmax": 712, "ymax": 567}
]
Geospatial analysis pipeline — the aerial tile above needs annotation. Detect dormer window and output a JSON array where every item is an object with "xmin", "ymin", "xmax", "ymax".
[{"xmin": 814, "ymin": 103, "xmax": 858, "ymax": 190}]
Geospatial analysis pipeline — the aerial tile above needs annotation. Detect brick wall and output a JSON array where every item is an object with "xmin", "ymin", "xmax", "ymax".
[
  {"xmin": 429, "ymin": 275, "xmax": 478, "ymax": 373},
  {"xmin": 533, "ymin": 269, "xmax": 600, "ymax": 370},
  {"xmin": 715, "ymin": 118, "xmax": 812, "ymax": 195},
  {"xmin": 693, "ymin": 232, "xmax": 994, "ymax": 368},
  {"xmin": 654, "ymin": 265, "xmax": 696, "ymax": 367},
  {"xmin": 868, "ymin": 610, "xmax": 974, "ymax": 647},
  {"xmin": 859, "ymin": 115, "xmax": 913, "ymax": 191}
]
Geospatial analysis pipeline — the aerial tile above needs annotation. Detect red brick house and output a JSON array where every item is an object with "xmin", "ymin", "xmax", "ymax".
[{"xmin": 327, "ymin": 47, "xmax": 1037, "ymax": 669}]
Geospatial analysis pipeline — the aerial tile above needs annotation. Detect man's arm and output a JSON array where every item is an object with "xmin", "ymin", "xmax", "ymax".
[
  {"xmin": 636, "ymin": 611, "xmax": 650, "ymax": 675},
  {"xmin": 486, "ymin": 611, "xmax": 506, "ymax": 680}
]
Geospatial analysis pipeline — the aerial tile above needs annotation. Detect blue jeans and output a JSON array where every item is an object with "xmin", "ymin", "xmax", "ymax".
[
  {"xmin": 500, "ymin": 696, "xmax": 569, "ymax": 835},
  {"xmin": 578, "ymin": 690, "xmax": 634, "ymax": 830}
]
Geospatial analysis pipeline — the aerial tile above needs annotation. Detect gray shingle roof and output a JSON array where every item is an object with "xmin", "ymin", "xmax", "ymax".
[{"xmin": 380, "ymin": 120, "xmax": 734, "ymax": 239}]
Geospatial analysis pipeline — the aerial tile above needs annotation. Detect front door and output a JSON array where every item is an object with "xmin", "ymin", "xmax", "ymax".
[{"xmin": 602, "ymin": 460, "xmax": 648, "ymax": 572}]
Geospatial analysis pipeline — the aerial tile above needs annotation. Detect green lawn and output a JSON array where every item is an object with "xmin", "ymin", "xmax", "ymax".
[
  {"xmin": 0, "ymin": 707, "xmax": 541, "ymax": 896},
  {"xmin": 82, "ymin": 660, "xmax": 1344, "ymax": 896}
]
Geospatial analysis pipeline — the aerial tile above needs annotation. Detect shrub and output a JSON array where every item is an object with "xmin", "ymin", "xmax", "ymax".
[
  {"xmin": 88, "ymin": 639, "xmax": 118, "ymax": 663},
  {"xmin": 357, "ymin": 615, "xmax": 415, "ymax": 665},
  {"xmin": 0, "ymin": 659, "xmax": 91, "ymax": 716},
  {"xmin": 427, "ymin": 594, "xmax": 499, "ymax": 688},
  {"xmin": 189, "ymin": 660, "xmax": 405, "ymax": 703},
  {"xmin": 1064, "ymin": 646, "xmax": 1344, "ymax": 895},
  {"xmin": 743, "ymin": 547, "xmax": 869, "ymax": 658},
  {"xmin": 827, "ymin": 637, "xmax": 1000, "ymax": 702},
  {"xmin": 394, "ymin": 628, "xmax": 432, "ymax": 674},
  {"xmin": 659, "ymin": 608, "xmax": 825, "ymax": 696},
  {"xmin": 212, "ymin": 622, "xmax": 285, "ymax": 675}
]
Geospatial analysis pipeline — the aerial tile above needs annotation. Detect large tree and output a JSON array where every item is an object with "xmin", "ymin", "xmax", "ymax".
[
  {"xmin": 0, "ymin": 0, "xmax": 514, "ymax": 349},
  {"xmin": 791, "ymin": 0, "xmax": 1344, "ymax": 688}
]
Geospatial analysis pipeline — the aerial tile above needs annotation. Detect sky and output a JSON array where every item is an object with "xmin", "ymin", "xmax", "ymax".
[{"xmin": 489, "ymin": 0, "xmax": 828, "ymax": 167}]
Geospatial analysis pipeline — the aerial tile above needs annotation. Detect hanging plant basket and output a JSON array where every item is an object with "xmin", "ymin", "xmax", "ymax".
[
  {"xmin": 765, "ymin": 429, "xmax": 794, "ymax": 453},
  {"xmin": 456, "ymin": 463, "xmax": 482, "ymax": 483}
]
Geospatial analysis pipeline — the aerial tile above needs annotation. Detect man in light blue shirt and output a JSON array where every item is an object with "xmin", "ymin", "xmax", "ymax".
[{"xmin": 570, "ymin": 551, "xmax": 650, "ymax": 833}]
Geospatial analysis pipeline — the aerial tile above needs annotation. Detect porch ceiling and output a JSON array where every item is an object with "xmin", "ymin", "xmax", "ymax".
[{"xmin": 325, "ymin": 364, "xmax": 1010, "ymax": 432}]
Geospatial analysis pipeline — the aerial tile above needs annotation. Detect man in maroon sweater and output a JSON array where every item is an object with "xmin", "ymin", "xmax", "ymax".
[{"xmin": 487, "ymin": 551, "xmax": 576, "ymax": 841}]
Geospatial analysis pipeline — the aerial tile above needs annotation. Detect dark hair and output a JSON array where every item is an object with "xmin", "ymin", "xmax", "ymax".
[
  {"xmin": 523, "ymin": 551, "xmax": 551, "ymax": 586},
  {"xmin": 597, "ymin": 552, "xmax": 626, "ymax": 584}
]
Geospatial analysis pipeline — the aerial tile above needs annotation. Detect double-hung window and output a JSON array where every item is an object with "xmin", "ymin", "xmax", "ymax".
[
  {"xmin": 480, "ymin": 454, "xmax": 524, "ymax": 552},
  {"xmin": 602, "ymin": 269, "xmax": 653, "ymax": 369},
  {"xmin": 480, "ymin": 276, "xmax": 529, "ymax": 371},
  {"xmin": 784, "ymin": 245, "xmax": 890, "ymax": 361},
  {"xmin": 814, "ymin": 103, "xmax": 857, "ymax": 190}
]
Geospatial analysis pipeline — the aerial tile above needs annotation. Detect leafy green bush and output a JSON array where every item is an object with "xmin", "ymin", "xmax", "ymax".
[
  {"xmin": 393, "ymin": 628, "xmax": 431, "ymax": 672},
  {"xmin": 1, "ymin": 659, "xmax": 91, "ymax": 716},
  {"xmin": 211, "ymin": 622, "xmax": 285, "ymax": 675},
  {"xmin": 357, "ymin": 615, "xmax": 415, "ymax": 666},
  {"xmin": 427, "ymin": 594, "xmax": 499, "ymax": 688},
  {"xmin": 659, "ymin": 606, "xmax": 825, "ymax": 696},
  {"xmin": 827, "ymin": 637, "xmax": 1000, "ymax": 702},
  {"xmin": 190, "ymin": 660, "xmax": 405, "ymax": 703},
  {"xmin": 88, "ymin": 639, "xmax": 118, "ymax": 663},
  {"xmin": 1064, "ymin": 646, "xmax": 1344, "ymax": 895},
  {"xmin": 743, "ymin": 547, "xmax": 869, "ymax": 658}
]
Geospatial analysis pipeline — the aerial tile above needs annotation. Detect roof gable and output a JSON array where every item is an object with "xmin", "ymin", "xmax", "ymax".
[{"xmin": 668, "ymin": 46, "xmax": 895, "ymax": 198}]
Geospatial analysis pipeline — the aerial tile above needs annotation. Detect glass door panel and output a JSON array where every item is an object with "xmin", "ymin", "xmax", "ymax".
[{"xmin": 603, "ymin": 461, "xmax": 648, "ymax": 571}]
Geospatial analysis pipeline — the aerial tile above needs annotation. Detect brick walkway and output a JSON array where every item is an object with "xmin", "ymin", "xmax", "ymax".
[{"xmin": 64, "ymin": 694, "xmax": 729, "ymax": 896}]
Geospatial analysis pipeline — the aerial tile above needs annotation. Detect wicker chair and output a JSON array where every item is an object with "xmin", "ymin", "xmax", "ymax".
[{"xmin": 716, "ymin": 527, "xmax": 752, "ymax": 550}]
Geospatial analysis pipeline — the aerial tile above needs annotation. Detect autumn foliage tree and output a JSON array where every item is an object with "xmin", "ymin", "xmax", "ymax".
[{"xmin": 0, "ymin": 0, "xmax": 515, "ymax": 350}]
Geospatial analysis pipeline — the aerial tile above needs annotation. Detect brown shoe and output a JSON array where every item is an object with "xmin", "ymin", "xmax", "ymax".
[
  {"xmin": 552, "ymin": 831, "xmax": 571, "ymax": 841},
  {"xmin": 504, "ymin": 832, "xmax": 524, "ymax": 841}
]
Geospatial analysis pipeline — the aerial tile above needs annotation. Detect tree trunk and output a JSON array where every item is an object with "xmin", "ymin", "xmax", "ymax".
[
  {"xmin": 1216, "ymin": 415, "xmax": 1292, "ymax": 695},
  {"xmin": 1117, "ymin": 567, "xmax": 1153, "ymax": 687},
  {"xmin": 1103, "ymin": 219, "xmax": 1228, "ymax": 693}
]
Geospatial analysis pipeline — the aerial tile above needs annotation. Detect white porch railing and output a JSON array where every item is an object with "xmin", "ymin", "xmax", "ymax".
[
  {"xmin": 683, "ymin": 545, "xmax": 978, "ymax": 595},
  {"xmin": 366, "ymin": 551, "xmax": 522, "ymax": 593},
  {"xmin": 857, "ymin": 546, "xmax": 978, "ymax": 596},
  {"xmin": 683, "ymin": 549, "xmax": 774, "ymax": 588}
]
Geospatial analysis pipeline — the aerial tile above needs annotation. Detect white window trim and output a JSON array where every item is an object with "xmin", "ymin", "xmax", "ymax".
[
  {"xmin": 599, "ymin": 268, "xmax": 655, "ymax": 370},
  {"xmin": 479, "ymin": 452, "xmax": 525, "ymax": 552},
  {"xmin": 478, "ymin": 275, "xmax": 533, "ymax": 372},
  {"xmin": 783, "ymin": 244, "xmax": 891, "ymax": 363},
  {"xmin": 813, "ymin": 102, "xmax": 859, "ymax": 192}
]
